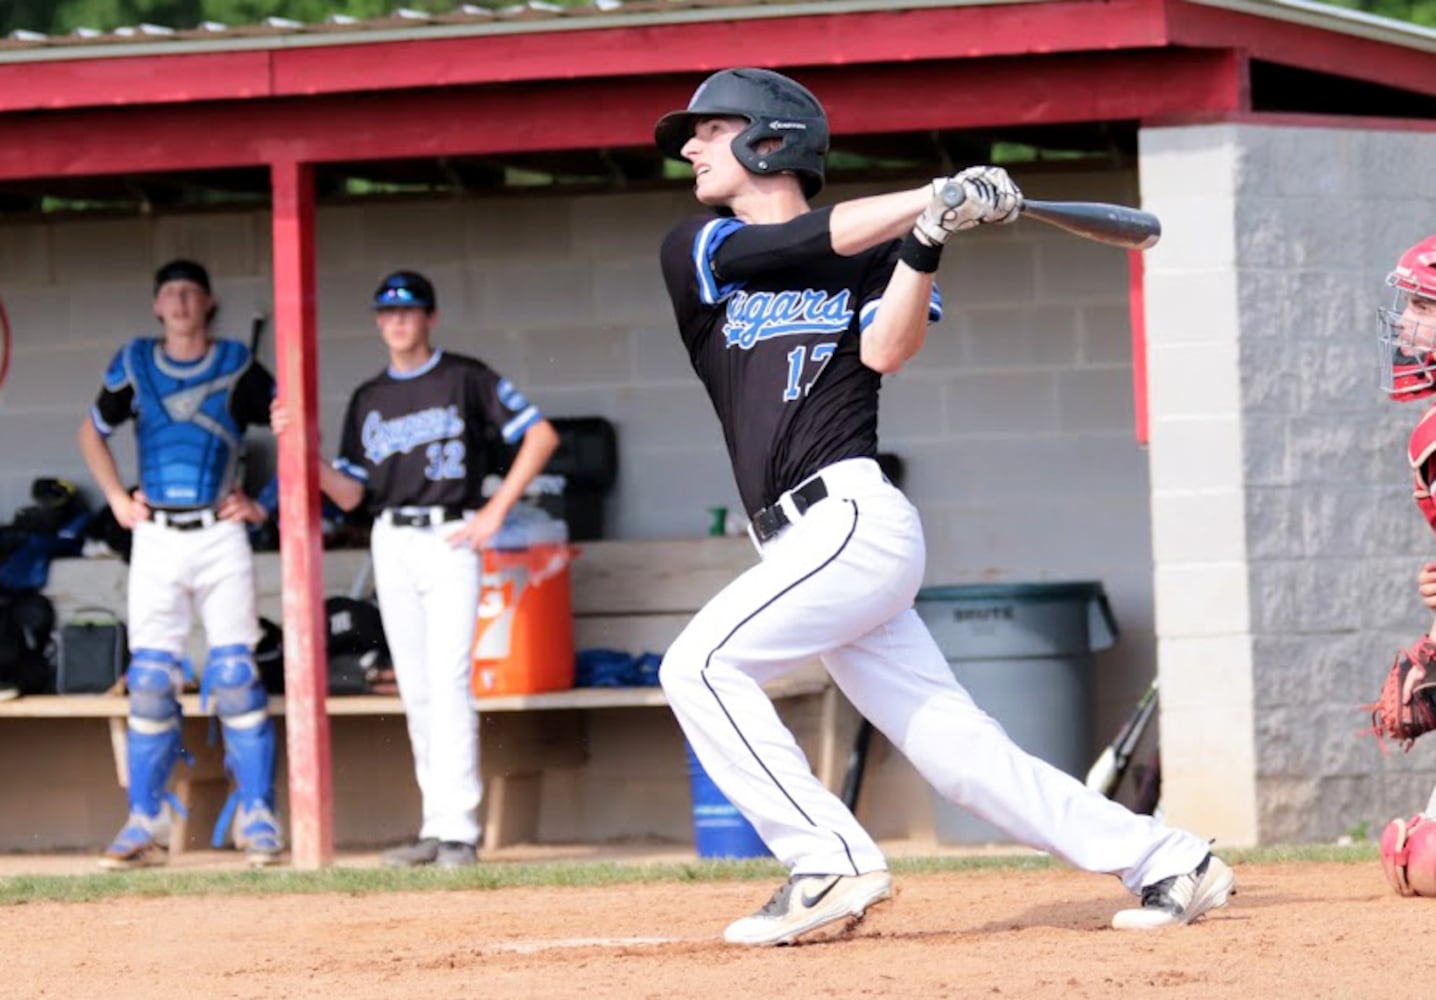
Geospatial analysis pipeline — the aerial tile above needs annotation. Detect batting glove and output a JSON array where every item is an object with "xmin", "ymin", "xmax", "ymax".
[
  {"xmin": 956, "ymin": 165, "xmax": 1021, "ymax": 226},
  {"xmin": 913, "ymin": 177, "xmax": 982, "ymax": 247}
]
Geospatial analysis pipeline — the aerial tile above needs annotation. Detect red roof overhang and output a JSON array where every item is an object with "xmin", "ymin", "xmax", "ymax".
[
  {"xmin": 0, "ymin": 0, "xmax": 1427, "ymax": 181},
  {"xmin": 0, "ymin": 49, "xmax": 1245, "ymax": 179}
]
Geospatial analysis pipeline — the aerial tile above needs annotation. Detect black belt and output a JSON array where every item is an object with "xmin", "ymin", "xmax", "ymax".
[
  {"xmin": 150, "ymin": 507, "xmax": 219, "ymax": 531},
  {"xmin": 381, "ymin": 506, "xmax": 466, "ymax": 528},
  {"xmin": 750, "ymin": 477, "xmax": 829, "ymax": 544}
]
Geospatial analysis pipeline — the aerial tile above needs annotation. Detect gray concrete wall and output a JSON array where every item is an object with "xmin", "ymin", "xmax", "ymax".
[
  {"xmin": 0, "ymin": 169, "xmax": 1153, "ymax": 784},
  {"xmin": 1141, "ymin": 122, "xmax": 1436, "ymax": 845}
]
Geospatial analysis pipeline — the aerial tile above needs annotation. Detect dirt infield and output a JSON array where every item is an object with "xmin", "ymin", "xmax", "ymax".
[{"xmin": 0, "ymin": 858, "xmax": 1410, "ymax": 999}]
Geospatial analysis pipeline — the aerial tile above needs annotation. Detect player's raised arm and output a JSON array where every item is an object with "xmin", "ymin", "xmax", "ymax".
[{"xmin": 860, "ymin": 168, "xmax": 1020, "ymax": 373}]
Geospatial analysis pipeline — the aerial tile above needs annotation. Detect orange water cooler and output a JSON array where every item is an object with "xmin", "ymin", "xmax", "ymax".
[{"xmin": 471, "ymin": 544, "xmax": 576, "ymax": 697}]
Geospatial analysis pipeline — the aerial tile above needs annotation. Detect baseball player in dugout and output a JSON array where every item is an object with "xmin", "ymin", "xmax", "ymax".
[
  {"xmin": 1369, "ymin": 235, "xmax": 1436, "ymax": 896},
  {"xmin": 77, "ymin": 259, "xmax": 284, "ymax": 869},
  {"xmin": 273, "ymin": 270, "xmax": 558, "ymax": 869},
  {"xmin": 654, "ymin": 68, "xmax": 1235, "ymax": 946}
]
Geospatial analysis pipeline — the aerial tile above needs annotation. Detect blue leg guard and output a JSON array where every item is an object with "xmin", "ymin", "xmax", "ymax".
[
  {"xmin": 205, "ymin": 645, "xmax": 282, "ymax": 861},
  {"xmin": 102, "ymin": 649, "xmax": 188, "ymax": 868},
  {"xmin": 124, "ymin": 649, "xmax": 185, "ymax": 818}
]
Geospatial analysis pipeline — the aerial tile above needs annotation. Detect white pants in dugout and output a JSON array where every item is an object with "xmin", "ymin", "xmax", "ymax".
[
  {"xmin": 659, "ymin": 457, "xmax": 1209, "ymax": 894},
  {"xmin": 371, "ymin": 519, "xmax": 482, "ymax": 846},
  {"xmin": 128, "ymin": 519, "xmax": 261, "ymax": 653}
]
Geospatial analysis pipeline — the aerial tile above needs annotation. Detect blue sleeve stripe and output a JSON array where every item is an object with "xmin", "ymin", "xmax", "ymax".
[
  {"xmin": 859, "ymin": 300, "xmax": 880, "ymax": 332},
  {"xmin": 90, "ymin": 406, "xmax": 114, "ymax": 438},
  {"xmin": 694, "ymin": 218, "xmax": 743, "ymax": 306},
  {"xmin": 333, "ymin": 458, "xmax": 368, "ymax": 482},
  {"xmin": 502, "ymin": 406, "xmax": 541, "ymax": 444},
  {"xmin": 857, "ymin": 287, "xmax": 943, "ymax": 332}
]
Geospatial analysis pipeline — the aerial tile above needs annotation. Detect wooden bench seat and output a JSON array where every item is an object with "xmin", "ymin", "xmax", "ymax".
[{"xmin": 13, "ymin": 537, "xmax": 857, "ymax": 855}]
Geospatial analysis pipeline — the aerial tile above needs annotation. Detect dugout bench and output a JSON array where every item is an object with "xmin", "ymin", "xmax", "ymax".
[{"xmin": 3, "ymin": 538, "xmax": 858, "ymax": 855}]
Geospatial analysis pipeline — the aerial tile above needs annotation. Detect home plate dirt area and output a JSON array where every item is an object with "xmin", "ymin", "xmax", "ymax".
[{"xmin": 1, "ymin": 862, "xmax": 1409, "ymax": 999}]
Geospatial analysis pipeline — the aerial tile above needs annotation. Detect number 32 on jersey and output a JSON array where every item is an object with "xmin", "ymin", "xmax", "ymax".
[
  {"xmin": 782, "ymin": 342, "xmax": 836, "ymax": 401},
  {"xmin": 424, "ymin": 440, "xmax": 466, "ymax": 481}
]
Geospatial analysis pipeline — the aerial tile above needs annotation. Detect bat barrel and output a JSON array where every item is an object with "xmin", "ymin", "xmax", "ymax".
[{"xmin": 1020, "ymin": 199, "xmax": 1162, "ymax": 250}]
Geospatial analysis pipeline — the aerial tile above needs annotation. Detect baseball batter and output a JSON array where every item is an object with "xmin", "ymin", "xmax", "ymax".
[
  {"xmin": 78, "ymin": 259, "xmax": 282, "ymax": 869},
  {"xmin": 281, "ymin": 270, "xmax": 558, "ymax": 867},
  {"xmin": 654, "ymin": 68, "xmax": 1235, "ymax": 945}
]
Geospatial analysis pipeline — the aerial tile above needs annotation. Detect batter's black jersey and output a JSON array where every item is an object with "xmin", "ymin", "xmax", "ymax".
[
  {"xmin": 660, "ymin": 214, "xmax": 942, "ymax": 515},
  {"xmin": 334, "ymin": 350, "xmax": 542, "ymax": 513}
]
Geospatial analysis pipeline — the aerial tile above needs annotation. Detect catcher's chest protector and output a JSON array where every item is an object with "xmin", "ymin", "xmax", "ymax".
[
  {"xmin": 1381, "ymin": 815, "xmax": 1436, "ymax": 896},
  {"xmin": 1408, "ymin": 407, "xmax": 1436, "ymax": 531}
]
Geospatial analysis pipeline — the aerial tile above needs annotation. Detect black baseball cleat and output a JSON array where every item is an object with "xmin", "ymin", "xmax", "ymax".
[
  {"xmin": 723, "ymin": 871, "xmax": 892, "ymax": 946},
  {"xmin": 1111, "ymin": 853, "xmax": 1235, "ymax": 930},
  {"xmin": 435, "ymin": 841, "xmax": 477, "ymax": 868},
  {"xmin": 381, "ymin": 837, "xmax": 441, "ymax": 868}
]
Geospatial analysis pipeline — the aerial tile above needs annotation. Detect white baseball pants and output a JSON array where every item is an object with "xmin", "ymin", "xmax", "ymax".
[
  {"xmin": 660, "ymin": 457, "xmax": 1210, "ymax": 894},
  {"xmin": 371, "ymin": 518, "xmax": 482, "ymax": 846},
  {"xmin": 127, "ymin": 519, "xmax": 261, "ymax": 654}
]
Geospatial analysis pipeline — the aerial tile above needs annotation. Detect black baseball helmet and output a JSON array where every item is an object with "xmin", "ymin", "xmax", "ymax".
[
  {"xmin": 654, "ymin": 68, "xmax": 830, "ymax": 198},
  {"xmin": 153, "ymin": 258, "xmax": 211, "ymax": 295},
  {"xmin": 372, "ymin": 270, "xmax": 436, "ymax": 312}
]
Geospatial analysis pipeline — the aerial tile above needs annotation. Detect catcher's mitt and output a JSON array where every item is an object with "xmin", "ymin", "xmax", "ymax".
[
  {"xmin": 1381, "ymin": 814, "xmax": 1436, "ymax": 897},
  {"xmin": 1366, "ymin": 636, "xmax": 1436, "ymax": 751}
]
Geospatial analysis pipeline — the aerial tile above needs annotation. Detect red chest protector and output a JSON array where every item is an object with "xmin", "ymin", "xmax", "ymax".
[{"xmin": 1410, "ymin": 406, "xmax": 1436, "ymax": 531}]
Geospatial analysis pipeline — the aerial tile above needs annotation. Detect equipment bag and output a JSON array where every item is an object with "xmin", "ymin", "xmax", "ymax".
[
  {"xmin": 325, "ymin": 596, "xmax": 389, "ymax": 695},
  {"xmin": 57, "ymin": 606, "xmax": 128, "ymax": 694},
  {"xmin": 0, "ymin": 589, "xmax": 57, "ymax": 695}
]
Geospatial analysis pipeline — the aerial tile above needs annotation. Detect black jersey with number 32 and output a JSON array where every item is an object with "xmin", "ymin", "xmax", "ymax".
[
  {"xmin": 335, "ymin": 350, "xmax": 541, "ymax": 512},
  {"xmin": 660, "ymin": 215, "xmax": 941, "ymax": 516}
]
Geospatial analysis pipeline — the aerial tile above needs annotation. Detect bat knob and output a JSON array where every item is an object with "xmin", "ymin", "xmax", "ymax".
[{"xmin": 940, "ymin": 182, "xmax": 965, "ymax": 208}]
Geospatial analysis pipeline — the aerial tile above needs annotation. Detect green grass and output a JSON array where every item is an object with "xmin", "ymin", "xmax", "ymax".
[{"xmin": 0, "ymin": 842, "xmax": 1380, "ymax": 907}]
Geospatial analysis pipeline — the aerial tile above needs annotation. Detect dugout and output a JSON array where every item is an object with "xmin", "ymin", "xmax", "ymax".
[{"xmin": 0, "ymin": 0, "xmax": 1432, "ymax": 861}]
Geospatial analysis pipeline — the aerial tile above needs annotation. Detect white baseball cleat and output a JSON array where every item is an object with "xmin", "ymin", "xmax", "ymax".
[
  {"xmin": 723, "ymin": 871, "xmax": 893, "ymax": 946},
  {"xmin": 1111, "ymin": 854, "xmax": 1235, "ymax": 930}
]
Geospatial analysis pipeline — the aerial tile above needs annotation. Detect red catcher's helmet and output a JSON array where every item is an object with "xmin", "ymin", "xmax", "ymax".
[{"xmin": 1379, "ymin": 236, "xmax": 1436, "ymax": 401}]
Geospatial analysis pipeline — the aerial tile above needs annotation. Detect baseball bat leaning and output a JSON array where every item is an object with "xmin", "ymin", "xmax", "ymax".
[
  {"xmin": 936, "ymin": 182, "xmax": 1161, "ymax": 250},
  {"xmin": 1084, "ymin": 678, "xmax": 1159, "ymax": 799}
]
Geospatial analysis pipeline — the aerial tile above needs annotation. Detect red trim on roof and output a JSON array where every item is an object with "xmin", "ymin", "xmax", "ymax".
[
  {"xmin": 0, "ymin": 0, "xmax": 1178, "ymax": 113},
  {"xmin": 271, "ymin": 0, "xmax": 1172, "ymax": 98},
  {"xmin": 1145, "ymin": 109, "xmax": 1436, "ymax": 131},
  {"xmin": 0, "ymin": 50, "xmax": 273, "ymax": 113},
  {"xmin": 1168, "ymin": 3, "xmax": 1436, "ymax": 97},
  {"xmin": 817, "ymin": 51, "xmax": 1247, "ymax": 135},
  {"xmin": 0, "ymin": 52, "xmax": 1244, "ymax": 180}
]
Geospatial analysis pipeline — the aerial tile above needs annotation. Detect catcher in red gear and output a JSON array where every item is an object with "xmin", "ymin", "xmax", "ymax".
[{"xmin": 1372, "ymin": 235, "xmax": 1436, "ymax": 896}]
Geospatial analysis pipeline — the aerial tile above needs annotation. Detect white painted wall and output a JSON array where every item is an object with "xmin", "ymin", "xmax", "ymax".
[
  {"xmin": 1142, "ymin": 122, "xmax": 1436, "ymax": 845},
  {"xmin": 0, "ymin": 169, "xmax": 1153, "ymax": 767}
]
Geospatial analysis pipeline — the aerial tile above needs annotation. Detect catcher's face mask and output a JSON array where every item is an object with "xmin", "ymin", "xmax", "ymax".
[
  {"xmin": 1380, "ymin": 288, "xmax": 1436, "ymax": 401},
  {"xmin": 1381, "ymin": 237, "xmax": 1436, "ymax": 401}
]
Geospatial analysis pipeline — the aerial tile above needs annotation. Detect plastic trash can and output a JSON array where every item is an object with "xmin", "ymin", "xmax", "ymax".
[
  {"xmin": 913, "ymin": 581, "xmax": 1118, "ymax": 845},
  {"xmin": 686, "ymin": 743, "xmax": 770, "ymax": 859}
]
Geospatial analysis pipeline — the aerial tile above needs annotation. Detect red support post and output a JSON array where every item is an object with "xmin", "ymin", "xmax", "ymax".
[
  {"xmin": 1128, "ymin": 249, "xmax": 1150, "ymax": 447},
  {"xmin": 269, "ymin": 158, "xmax": 333, "ymax": 869}
]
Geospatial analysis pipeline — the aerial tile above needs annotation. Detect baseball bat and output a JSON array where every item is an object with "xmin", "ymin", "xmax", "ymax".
[
  {"xmin": 1020, "ymin": 199, "xmax": 1162, "ymax": 251},
  {"xmin": 1084, "ymin": 678, "xmax": 1159, "ymax": 798},
  {"xmin": 839, "ymin": 719, "xmax": 874, "ymax": 812},
  {"xmin": 935, "ymin": 182, "xmax": 1161, "ymax": 250},
  {"xmin": 249, "ymin": 312, "xmax": 268, "ymax": 355}
]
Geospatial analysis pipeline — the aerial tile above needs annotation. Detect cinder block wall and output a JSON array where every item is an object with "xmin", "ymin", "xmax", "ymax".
[
  {"xmin": 0, "ymin": 170, "xmax": 1153, "ymax": 835},
  {"xmin": 1142, "ymin": 122, "xmax": 1436, "ymax": 845}
]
